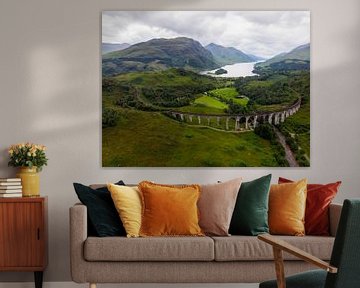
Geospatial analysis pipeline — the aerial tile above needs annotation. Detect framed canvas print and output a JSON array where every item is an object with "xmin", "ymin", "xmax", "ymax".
[{"xmin": 102, "ymin": 11, "xmax": 310, "ymax": 167}]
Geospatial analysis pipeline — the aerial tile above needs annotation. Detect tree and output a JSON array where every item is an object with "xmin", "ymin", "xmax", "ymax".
[
  {"xmin": 254, "ymin": 124, "xmax": 276, "ymax": 142},
  {"xmin": 102, "ymin": 108, "xmax": 120, "ymax": 128}
]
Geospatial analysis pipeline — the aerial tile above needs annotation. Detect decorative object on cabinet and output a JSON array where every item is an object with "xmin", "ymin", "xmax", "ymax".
[
  {"xmin": 8, "ymin": 143, "xmax": 48, "ymax": 197},
  {"xmin": 0, "ymin": 178, "xmax": 22, "ymax": 197}
]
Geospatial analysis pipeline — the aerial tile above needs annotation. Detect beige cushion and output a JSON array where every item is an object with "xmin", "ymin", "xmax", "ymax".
[
  {"xmin": 198, "ymin": 178, "xmax": 242, "ymax": 236},
  {"xmin": 89, "ymin": 184, "xmax": 106, "ymax": 189},
  {"xmin": 212, "ymin": 235, "xmax": 334, "ymax": 261},
  {"xmin": 84, "ymin": 236, "xmax": 214, "ymax": 261}
]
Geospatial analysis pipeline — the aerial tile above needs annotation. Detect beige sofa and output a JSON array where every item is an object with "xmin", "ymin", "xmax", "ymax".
[{"xmin": 70, "ymin": 203, "xmax": 342, "ymax": 287}]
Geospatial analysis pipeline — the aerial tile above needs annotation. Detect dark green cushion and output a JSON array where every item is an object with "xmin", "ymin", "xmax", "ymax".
[
  {"xmin": 229, "ymin": 174, "xmax": 271, "ymax": 235},
  {"xmin": 260, "ymin": 269, "xmax": 327, "ymax": 288},
  {"xmin": 73, "ymin": 181, "xmax": 126, "ymax": 237}
]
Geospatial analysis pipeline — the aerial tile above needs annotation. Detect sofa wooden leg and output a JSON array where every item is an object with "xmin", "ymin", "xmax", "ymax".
[{"xmin": 89, "ymin": 283, "xmax": 96, "ymax": 288}]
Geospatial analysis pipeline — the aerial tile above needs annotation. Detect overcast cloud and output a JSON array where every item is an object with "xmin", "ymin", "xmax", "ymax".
[{"xmin": 102, "ymin": 11, "xmax": 310, "ymax": 59}]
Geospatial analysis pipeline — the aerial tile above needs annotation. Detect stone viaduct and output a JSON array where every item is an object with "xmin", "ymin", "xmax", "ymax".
[{"xmin": 165, "ymin": 98, "xmax": 301, "ymax": 132}]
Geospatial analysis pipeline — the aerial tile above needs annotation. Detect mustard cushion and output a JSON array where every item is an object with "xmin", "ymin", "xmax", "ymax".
[
  {"xmin": 138, "ymin": 181, "xmax": 204, "ymax": 237},
  {"xmin": 107, "ymin": 183, "xmax": 142, "ymax": 238},
  {"xmin": 269, "ymin": 179, "xmax": 307, "ymax": 236}
]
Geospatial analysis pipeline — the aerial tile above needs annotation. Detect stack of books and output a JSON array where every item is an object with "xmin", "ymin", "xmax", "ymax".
[{"xmin": 0, "ymin": 178, "xmax": 22, "ymax": 197}]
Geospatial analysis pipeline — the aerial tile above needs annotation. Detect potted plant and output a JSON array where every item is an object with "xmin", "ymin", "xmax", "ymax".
[{"xmin": 8, "ymin": 143, "xmax": 48, "ymax": 197}]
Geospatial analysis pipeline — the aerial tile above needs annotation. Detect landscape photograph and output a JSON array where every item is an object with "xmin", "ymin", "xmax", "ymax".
[{"xmin": 102, "ymin": 11, "xmax": 310, "ymax": 167}]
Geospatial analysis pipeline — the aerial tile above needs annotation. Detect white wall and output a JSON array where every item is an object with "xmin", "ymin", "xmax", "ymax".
[{"xmin": 0, "ymin": 0, "xmax": 360, "ymax": 282}]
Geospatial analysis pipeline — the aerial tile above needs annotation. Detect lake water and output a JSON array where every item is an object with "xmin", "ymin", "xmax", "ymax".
[{"xmin": 201, "ymin": 62, "xmax": 259, "ymax": 78}]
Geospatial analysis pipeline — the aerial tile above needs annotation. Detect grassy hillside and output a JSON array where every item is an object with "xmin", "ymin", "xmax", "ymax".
[
  {"xmin": 194, "ymin": 95, "xmax": 228, "ymax": 109},
  {"xmin": 103, "ymin": 69, "xmax": 225, "ymax": 109},
  {"xmin": 111, "ymin": 68, "xmax": 218, "ymax": 88},
  {"xmin": 234, "ymin": 73, "xmax": 305, "ymax": 106},
  {"xmin": 209, "ymin": 88, "xmax": 248, "ymax": 106},
  {"xmin": 177, "ymin": 104, "xmax": 225, "ymax": 114},
  {"xmin": 102, "ymin": 108, "xmax": 280, "ymax": 167},
  {"xmin": 176, "ymin": 94, "xmax": 228, "ymax": 115},
  {"xmin": 279, "ymin": 102, "xmax": 310, "ymax": 157}
]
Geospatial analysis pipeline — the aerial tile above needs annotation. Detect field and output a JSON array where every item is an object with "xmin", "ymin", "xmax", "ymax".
[
  {"xmin": 102, "ymin": 108, "xmax": 279, "ymax": 167},
  {"xmin": 194, "ymin": 95, "xmax": 228, "ymax": 109},
  {"xmin": 209, "ymin": 87, "xmax": 248, "ymax": 106},
  {"xmin": 177, "ymin": 94, "xmax": 228, "ymax": 114}
]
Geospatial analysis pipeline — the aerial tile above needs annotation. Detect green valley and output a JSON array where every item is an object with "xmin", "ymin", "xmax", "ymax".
[
  {"xmin": 102, "ymin": 66, "xmax": 310, "ymax": 167},
  {"xmin": 102, "ymin": 37, "xmax": 310, "ymax": 167}
]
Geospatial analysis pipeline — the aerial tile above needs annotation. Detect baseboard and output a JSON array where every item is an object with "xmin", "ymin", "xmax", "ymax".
[{"xmin": 0, "ymin": 282, "xmax": 259, "ymax": 288}]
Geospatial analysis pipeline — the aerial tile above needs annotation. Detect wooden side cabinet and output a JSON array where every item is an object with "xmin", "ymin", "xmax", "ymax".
[{"xmin": 0, "ymin": 197, "xmax": 47, "ymax": 288}]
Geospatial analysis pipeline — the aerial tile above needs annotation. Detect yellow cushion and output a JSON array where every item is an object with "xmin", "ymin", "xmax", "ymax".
[
  {"xmin": 269, "ymin": 179, "xmax": 307, "ymax": 236},
  {"xmin": 107, "ymin": 183, "xmax": 142, "ymax": 238},
  {"xmin": 138, "ymin": 181, "xmax": 204, "ymax": 237}
]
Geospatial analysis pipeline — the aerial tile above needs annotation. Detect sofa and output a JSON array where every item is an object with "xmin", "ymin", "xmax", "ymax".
[{"xmin": 70, "ymin": 201, "xmax": 342, "ymax": 287}]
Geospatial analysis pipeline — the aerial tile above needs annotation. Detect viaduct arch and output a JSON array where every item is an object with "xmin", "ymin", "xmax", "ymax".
[{"xmin": 165, "ymin": 98, "xmax": 301, "ymax": 132}]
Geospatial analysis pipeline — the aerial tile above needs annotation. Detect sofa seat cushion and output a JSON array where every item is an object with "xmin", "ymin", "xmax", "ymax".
[
  {"xmin": 84, "ymin": 236, "xmax": 214, "ymax": 261},
  {"xmin": 212, "ymin": 236, "xmax": 334, "ymax": 261}
]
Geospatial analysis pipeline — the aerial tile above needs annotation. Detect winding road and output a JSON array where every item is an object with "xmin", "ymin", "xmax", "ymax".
[{"xmin": 274, "ymin": 127, "xmax": 299, "ymax": 167}]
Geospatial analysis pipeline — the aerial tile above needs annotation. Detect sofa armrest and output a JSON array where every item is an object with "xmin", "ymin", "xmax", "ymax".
[
  {"xmin": 69, "ymin": 203, "xmax": 88, "ymax": 283},
  {"xmin": 329, "ymin": 203, "xmax": 342, "ymax": 237}
]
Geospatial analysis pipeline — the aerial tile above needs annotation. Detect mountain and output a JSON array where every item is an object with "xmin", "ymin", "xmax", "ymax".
[
  {"xmin": 205, "ymin": 43, "xmax": 255, "ymax": 65},
  {"xmin": 102, "ymin": 43, "xmax": 130, "ymax": 55},
  {"xmin": 255, "ymin": 43, "xmax": 310, "ymax": 69},
  {"xmin": 246, "ymin": 54, "xmax": 266, "ymax": 61},
  {"xmin": 102, "ymin": 37, "xmax": 219, "ymax": 76}
]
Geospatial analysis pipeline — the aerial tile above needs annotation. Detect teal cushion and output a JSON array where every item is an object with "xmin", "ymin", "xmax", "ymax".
[
  {"xmin": 229, "ymin": 174, "xmax": 271, "ymax": 235},
  {"xmin": 260, "ymin": 269, "xmax": 327, "ymax": 288},
  {"xmin": 73, "ymin": 181, "xmax": 126, "ymax": 237}
]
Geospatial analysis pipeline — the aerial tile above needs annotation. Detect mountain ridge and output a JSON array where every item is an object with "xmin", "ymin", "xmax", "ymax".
[
  {"xmin": 253, "ymin": 43, "xmax": 310, "ymax": 73},
  {"xmin": 205, "ymin": 43, "xmax": 257, "ymax": 65},
  {"xmin": 256, "ymin": 43, "xmax": 310, "ymax": 67},
  {"xmin": 102, "ymin": 37, "xmax": 219, "ymax": 76},
  {"xmin": 102, "ymin": 43, "xmax": 130, "ymax": 55}
]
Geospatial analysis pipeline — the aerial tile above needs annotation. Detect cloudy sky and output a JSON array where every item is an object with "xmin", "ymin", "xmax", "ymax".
[{"xmin": 102, "ymin": 11, "xmax": 310, "ymax": 59}]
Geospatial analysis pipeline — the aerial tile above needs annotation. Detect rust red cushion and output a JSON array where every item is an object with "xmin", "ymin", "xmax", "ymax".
[{"xmin": 278, "ymin": 177, "xmax": 341, "ymax": 236}]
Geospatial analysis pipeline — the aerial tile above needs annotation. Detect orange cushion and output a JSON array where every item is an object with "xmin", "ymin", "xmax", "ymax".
[
  {"xmin": 269, "ymin": 179, "xmax": 307, "ymax": 236},
  {"xmin": 138, "ymin": 181, "xmax": 204, "ymax": 237},
  {"xmin": 279, "ymin": 177, "xmax": 341, "ymax": 235}
]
